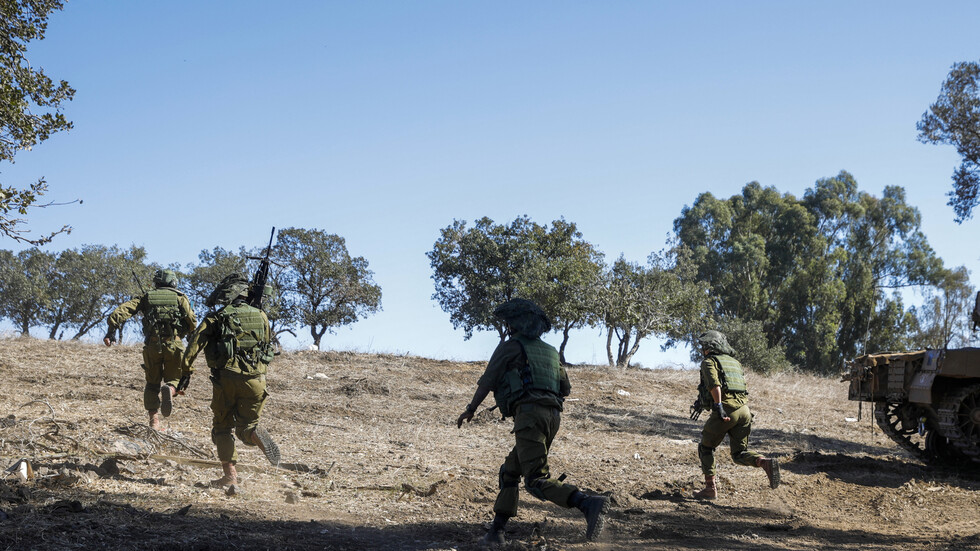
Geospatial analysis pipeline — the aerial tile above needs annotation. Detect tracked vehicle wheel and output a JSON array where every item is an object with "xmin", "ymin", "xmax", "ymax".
[
  {"xmin": 937, "ymin": 383, "xmax": 980, "ymax": 463},
  {"xmin": 874, "ymin": 401, "xmax": 931, "ymax": 462}
]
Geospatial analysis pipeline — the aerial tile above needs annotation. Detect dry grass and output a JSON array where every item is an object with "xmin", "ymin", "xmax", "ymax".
[{"xmin": 1, "ymin": 336, "xmax": 979, "ymax": 550}]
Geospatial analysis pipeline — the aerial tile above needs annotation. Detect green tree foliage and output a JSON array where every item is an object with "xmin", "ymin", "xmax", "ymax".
[
  {"xmin": 525, "ymin": 219, "xmax": 604, "ymax": 364},
  {"xmin": 601, "ymin": 249, "xmax": 710, "ymax": 367},
  {"xmin": 917, "ymin": 60, "xmax": 980, "ymax": 222},
  {"xmin": 0, "ymin": 0, "xmax": 76, "ymax": 244},
  {"xmin": 274, "ymin": 227, "xmax": 381, "ymax": 349},
  {"xmin": 674, "ymin": 173, "xmax": 946, "ymax": 373},
  {"xmin": 715, "ymin": 317, "xmax": 792, "ymax": 375},
  {"xmin": 184, "ymin": 246, "xmax": 248, "ymax": 316},
  {"xmin": 427, "ymin": 216, "xmax": 606, "ymax": 359},
  {"xmin": 0, "ymin": 247, "xmax": 54, "ymax": 335},
  {"xmin": 47, "ymin": 245, "xmax": 147, "ymax": 340},
  {"xmin": 185, "ymin": 245, "xmax": 298, "ymax": 340},
  {"xmin": 915, "ymin": 266, "xmax": 977, "ymax": 349}
]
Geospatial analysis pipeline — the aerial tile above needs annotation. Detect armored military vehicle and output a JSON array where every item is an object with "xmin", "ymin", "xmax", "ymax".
[{"xmin": 842, "ymin": 292, "xmax": 980, "ymax": 465}]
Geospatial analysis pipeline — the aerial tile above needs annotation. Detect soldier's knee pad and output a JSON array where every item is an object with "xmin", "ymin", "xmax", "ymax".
[
  {"xmin": 698, "ymin": 444, "xmax": 715, "ymax": 460},
  {"xmin": 498, "ymin": 465, "xmax": 519, "ymax": 490},
  {"xmin": 524, "ymin": 475, "xmax": 549, "ymax": 501}
]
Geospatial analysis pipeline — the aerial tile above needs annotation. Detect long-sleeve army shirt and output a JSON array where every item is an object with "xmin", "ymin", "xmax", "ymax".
[
  {"xmin": 700, "ymin": 356, "xmax": 748, "ymax": 411},
  {"xmin": 106, "ymin": 288, "xmax": 196, "ymax": 343},
  {"xmin": 478, "ymin": 338, "xmax": 571, "ymax": 411}
]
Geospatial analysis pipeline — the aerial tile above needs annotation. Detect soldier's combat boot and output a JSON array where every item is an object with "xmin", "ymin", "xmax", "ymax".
[
  {"xmin": 210, "ymin": 462, "xmax": 238, "ymax": 488},
  {"xmin": 481, "ymin": 514, "xmax": 508, "ymax": 545},
  {"xmin": 160, "ymin": 384, "xmax": 174, "ymax": 417},
  {"xmin": 251, "ymin": 427, "xmax": 281, "ymax": 466},
  {"xmin": 694, "ymin": 475, "xmax": 717, "ymax": 500},
  {"xmin": 757, "ymin": 457, "xmax": 780, "ymax": 489},
  {"xmin": 148, "ymin": 410, "xmax": 161, "ymax": 431},
  {"xmin": 577, "ymin": 495, "xmax": 610, "ymax": 541}
]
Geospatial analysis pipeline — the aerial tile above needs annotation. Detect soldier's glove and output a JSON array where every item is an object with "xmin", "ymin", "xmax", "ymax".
[
  {"xmin": 714, "ymin": 403, "xmax": 729, "ymax": 420},
  {"xmin": 176, "ymin": 374, "xmax": 191, "ymax": 395},
  {"xmin": 456, "ymin": 403, "xmax": 477, "ymax": 429},
  {"xmin": 690, "ymin": 398, "xmax": 702, "ymax": 421},
  {"xmin": 103, "ymin": 332, "xmax": 116, "ymax": 346}
]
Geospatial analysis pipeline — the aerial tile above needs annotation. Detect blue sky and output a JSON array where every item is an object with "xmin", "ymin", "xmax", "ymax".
[{"xmin": 4, "ymin": 1, "xmax": 979, "ymax": 367}]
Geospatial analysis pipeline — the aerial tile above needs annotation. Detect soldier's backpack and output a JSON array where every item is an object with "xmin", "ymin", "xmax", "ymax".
[
  {"xmin": 208, "ymin": 303, "xmax": 275, "ymax": 374},
  {"xmin": 144, "ymin": 289, "xmax": 185, "ymax": 339}
]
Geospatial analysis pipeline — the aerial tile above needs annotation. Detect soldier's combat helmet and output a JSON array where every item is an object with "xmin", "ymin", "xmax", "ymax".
[
  {"xmin": 206, "ymin": 272, "xmax": 250, "ymax": 308},
  {"xmin": 153, "ymin": 269, "xmax": 178, "ymax": 289},
  {"xmin": 697, "ymin": 330, "xmax": 735, "ymax": 356},
  {"xmin": 493, "ymin": 298, "xmax": 551, "ymax": 338}
]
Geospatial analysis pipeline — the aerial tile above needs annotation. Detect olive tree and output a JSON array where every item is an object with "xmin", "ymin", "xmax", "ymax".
[
  {"xmin": 427, "ymin": 216, "xmax": 606, "ymax": 360},
  {"xmin": 274, "ymin": 227, "xmax": 381, "ymax": 349},
  {"xmin": 0, "ymin": 247, "xmax": 55, "ymax": 335}
]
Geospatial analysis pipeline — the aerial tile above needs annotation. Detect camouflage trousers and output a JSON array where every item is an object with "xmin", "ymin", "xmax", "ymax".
[
  {"xmin": 210, "ymin": 369, "xmax": 269, "ymax": 464},
  {"xmin": 494, "ymin": 403, "xmax": 580, "ymax": 518},
  {"xmin": 699, "ymin": 404, "xmax": 763, "ymax": 476},
  {"xmin": 141, "ymin": 339, "xmax": 184, "ymax": 412}
]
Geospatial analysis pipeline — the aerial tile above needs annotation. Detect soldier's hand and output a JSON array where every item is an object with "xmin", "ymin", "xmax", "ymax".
[
  {"xmin": 714, "ymin": 403, "xmax": 730, "ymax": 422},
  {"xmin": 456, "ymin": 404, "xmax": 476, "ymax": 428},
  {"xmin": 103, "ymin": 333, "xmax": 116, "ymax": 347},
  {"xmin": 176, "ymin": 374, "xmax": 191, "ymax": 394}
]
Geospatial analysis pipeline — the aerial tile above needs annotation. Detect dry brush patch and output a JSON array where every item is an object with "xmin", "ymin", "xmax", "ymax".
[{"xmin": 0, "ymin": 336, "xmax": 979, "ymax": 550}]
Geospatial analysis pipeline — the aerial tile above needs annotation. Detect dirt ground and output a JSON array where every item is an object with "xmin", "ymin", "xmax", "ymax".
[{"xmin": 0, "ymin": 336, "xmax": 978, "ymax": 551}]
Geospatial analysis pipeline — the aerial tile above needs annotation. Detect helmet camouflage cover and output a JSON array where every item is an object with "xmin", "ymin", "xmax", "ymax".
[
  {"xmin": 493, "ymin": 298, "xmax": 552, "ymax": 338},
  {"xmin": 206, "ymin": 272, "xmax": 250, "ymax": 308},
  {"xmin": 698, "ymin": 330, "xmax": 736, "ymax": 356},
  {"xmin": 153, "ymin": 269, "xmax": 178, "ymax": 288}
]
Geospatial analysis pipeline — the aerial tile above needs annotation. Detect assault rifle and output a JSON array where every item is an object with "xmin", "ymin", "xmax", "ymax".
[
  {"xmin": 131, "ymin": 269, "xmax": 147, "ymax": 295},
  {"xmin": 246, "ymin": 227, "xmax": 277, "ymax": 310},
  {"xmin": 689, "ymin": 397, "xmax": 703, "ymax": 421}
]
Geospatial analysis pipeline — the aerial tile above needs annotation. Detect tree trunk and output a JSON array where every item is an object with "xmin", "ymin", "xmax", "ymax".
[
  {"xmin": 558, "ymin": 323, "xmax": 572, "ymax": 365},
  {"xmin": 616, "ymin": 330, "xmax": 631, "ymax": 367},
  {"xmin": 311, "ymin": 325, "xmax": 327, "ymax": 349},
  {"xmin": 605, "ymin": 326, "xmax": 615, "ymax": 366}
]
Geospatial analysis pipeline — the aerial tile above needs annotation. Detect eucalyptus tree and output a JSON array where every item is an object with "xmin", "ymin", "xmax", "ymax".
[
  {"xmin": 674, "ymin": 173, "xmax": 946, "ymax": 373},
  {"xmin": 915, "ymin": 266, "xmax": 977, "ymax": 349},
  {"xmin": 917, "ymin": 60, "xmax": 980, "ymax": 222}
]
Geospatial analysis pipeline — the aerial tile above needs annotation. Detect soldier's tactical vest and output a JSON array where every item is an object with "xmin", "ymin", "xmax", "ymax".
[
  {"xmin": 699, "ymin": 353, "xmax": 747, "ymax": 408},
  {"xmin": 493, "ymin": 335, "xmax": 566, "ymax": 417},
  {"xmin": 144, "ymin": 288, "xmax": 183, "ymax": 339},
  {"xmin": 205, "ymin": 303, "xmax": 274, "ymax": 375}
]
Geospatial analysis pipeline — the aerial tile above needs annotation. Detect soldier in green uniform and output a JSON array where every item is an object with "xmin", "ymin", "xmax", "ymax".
[
  {"xmin": 182, "ymin": 273, "xmax": 280, "ymax": 488},
  {"xmin": 104, "ymin": 269, "xmax": 197, "ymax": 430},
  {"xmin": 456, "ymin": 298, "xmax": 610, "ymax": 545},
  {"xmin": 692, "ymin": 330, "xmax": 779, "ymax": 500}
]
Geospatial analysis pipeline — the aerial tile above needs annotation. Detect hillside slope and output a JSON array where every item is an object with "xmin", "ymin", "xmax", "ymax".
[{"xmin": 0, "ymin": 337, "xmax": 978, "ymax": 550}]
